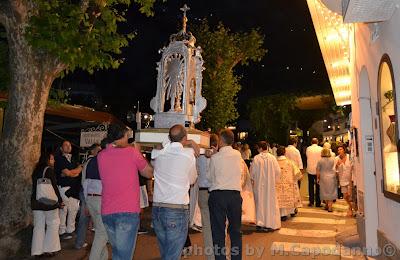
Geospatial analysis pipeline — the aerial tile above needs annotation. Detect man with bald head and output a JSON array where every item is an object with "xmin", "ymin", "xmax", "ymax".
[
  {"xmin": 306, "ymin": 138, "xmax": 323, "ymax": 207},
  {"xmin": 54, "ymin": 140, "xmax": 82, "ymax": 239},
  {"xmin": 151, "ymin": 124, "xmax": 198, "ymax": 260}
]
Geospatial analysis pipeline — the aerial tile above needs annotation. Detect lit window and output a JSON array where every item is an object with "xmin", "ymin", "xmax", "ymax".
[{"xmin": 378, "ymin": 55, "xmax": 400, "ymax": 200}]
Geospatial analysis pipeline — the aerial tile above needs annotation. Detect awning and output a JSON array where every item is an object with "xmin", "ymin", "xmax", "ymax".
[{"xmin": 306, "ymin": 0, "xmax": 354, "ymax": 106}]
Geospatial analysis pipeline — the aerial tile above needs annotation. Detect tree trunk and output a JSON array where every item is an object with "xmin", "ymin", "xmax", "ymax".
[{"xmin": 0, "ymin": 13, "xmax": 62, "ymax": 257}]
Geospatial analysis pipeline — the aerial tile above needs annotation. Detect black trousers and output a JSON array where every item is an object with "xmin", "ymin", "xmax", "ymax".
[
  {"xmin": 185, "ymin": 190, "xmax": 192, "ymax": 248},
  {"xmin": 209, "ymin": 190, "xmax": 242, "ymax": 260},
  {"xmin": 308, "ymin": 174, "xmax": 321, "ymax": 206},
  {"xmin": 184, "ymin": 234, "xmax": 191, "ymax": 247}
]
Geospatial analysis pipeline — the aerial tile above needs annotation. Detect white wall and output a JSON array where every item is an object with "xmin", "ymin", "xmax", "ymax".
[
  {"xmin": 352, "ymin": 65, "xmax": 379, "ymax": 253},
  {"xmin": 353, "ymin": 7, "xmax": 400, "ymax": 250}
]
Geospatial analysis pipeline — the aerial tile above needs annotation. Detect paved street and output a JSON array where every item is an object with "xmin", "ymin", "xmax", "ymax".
[
  {"xmin": 134, "ymin": 200, "xmax": 361, "ymax": 260},
  {"xmin": 43, "ymin": 199, "xmax": 361, "ymax": 260},
  {"xmin": 39, "ymin": 175, "xmax": 366, "ymax": 260}
]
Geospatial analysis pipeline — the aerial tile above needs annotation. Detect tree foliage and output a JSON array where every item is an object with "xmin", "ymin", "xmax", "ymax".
[
  {"xmin": 292, "ymin": 108, "xmax": 327, "ymax": 133},
  {"xmin": 194, "ymin": 21, "xmax": 266, "ymax": 131},
  {"xmin": 24, "ymin": 0, "xmax": 157, "ymax": 74},
  {"xmin": 248, "ymin": 93, "xmax": 345, "ymax": 144},
  {"xmin": 0, "ymin": 0, "xmax": 158, "ymax": 245},
  {"xmin": 47, "ymin": 88, "xmax": 70, "ymax": 106},
  {"xmin": 248, "ymin": 94, "xmax": 297, "ymax": 144}
]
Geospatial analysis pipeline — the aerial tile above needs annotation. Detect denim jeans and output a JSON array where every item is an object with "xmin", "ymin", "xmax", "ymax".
[
  {"xmin": 75, "ymin": 191, "xmax": 90, "ymax": 248},
  {"xmin": 102, "ymin": 212, "xmax": 140, "ymax": 260},
  {"xmin": 152, "ymin": 207, "xmax": 189, "ymax": 260}
]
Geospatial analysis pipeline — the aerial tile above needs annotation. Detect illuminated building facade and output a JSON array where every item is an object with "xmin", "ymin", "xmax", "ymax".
[{"xmin": 307, "ymin": 0, "xmax": 400, "ymax": 258}]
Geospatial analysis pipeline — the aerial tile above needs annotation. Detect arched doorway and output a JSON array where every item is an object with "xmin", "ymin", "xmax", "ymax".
[{"xmin": 356, "ymin": 67, "xmax": 379, "ymax": 253}]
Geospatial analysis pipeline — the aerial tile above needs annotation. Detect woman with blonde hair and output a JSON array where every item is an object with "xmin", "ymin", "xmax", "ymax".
[
  {"xmin": 316, "ymin": 148, "xmax": 337, "ymax": 212},
  {"xmin": 241, "ymin": 143, "xmax": 251, "ymax": 160}
]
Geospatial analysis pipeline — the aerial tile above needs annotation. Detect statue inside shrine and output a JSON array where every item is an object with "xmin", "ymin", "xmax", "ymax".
[
  {"xmin": 150, "ymin": 4, "xmax": 207, "ymax": 128},
  {"xmin": 162, "ymin": 52, "xmax": 185, "ymax": 112}
]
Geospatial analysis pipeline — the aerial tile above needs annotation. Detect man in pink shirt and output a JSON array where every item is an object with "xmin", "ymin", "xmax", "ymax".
[{"xmin": 97, "ymin": 124, "xmax": 153, "ymax": 260}]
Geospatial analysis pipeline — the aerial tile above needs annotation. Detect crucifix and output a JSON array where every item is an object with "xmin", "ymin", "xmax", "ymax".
[{"xmin": 180, "ymin": 4, "xmax": 190, "ymax": 33}]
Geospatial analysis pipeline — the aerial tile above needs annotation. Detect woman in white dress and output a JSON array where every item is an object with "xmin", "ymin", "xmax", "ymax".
[
  {"xmin": 335, "ymin": 145, "xmax": 353, "ymax": 216},
  {"xmin": 240, "ymin": 160, "xmax": 256, "ymax": 224}
]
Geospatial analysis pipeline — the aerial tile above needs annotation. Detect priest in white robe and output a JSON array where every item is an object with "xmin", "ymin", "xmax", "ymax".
[
  {"xmin": 285, "ymin": 137, "xmax": 304, "ymax": 215},
  {"xmin": 276, "ymin": 146, "xmax": 302, "ymax": 219},
  {"xmin": 250, "ymin": 141, "xmax": 281, "ymax": 231}
]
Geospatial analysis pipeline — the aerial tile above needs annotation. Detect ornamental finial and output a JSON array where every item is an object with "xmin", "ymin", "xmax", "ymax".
[{"xmin": 180, "ymin": 4, "xmax": 190, "ymax": 33}]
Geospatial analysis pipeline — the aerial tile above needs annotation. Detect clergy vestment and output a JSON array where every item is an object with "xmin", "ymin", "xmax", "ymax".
[
  {"xmin": 286, "ymin": 145, "xmax": 304, "ymax": 210},
  {"xmin": 250, "ymin": 151, "xmax": 281, "ymax": 230},
  {"xmin": 276, "ymin": 156, "xmax": 302, "ymax": 217}
]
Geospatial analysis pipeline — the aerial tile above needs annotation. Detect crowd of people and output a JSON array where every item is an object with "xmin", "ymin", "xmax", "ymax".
[{"xmin": 30, "ymin": 123, "xmax": 354, "ymax": 260}]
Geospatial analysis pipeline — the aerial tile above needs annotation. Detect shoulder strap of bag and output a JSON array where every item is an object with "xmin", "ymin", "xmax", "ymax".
[
  {"xmin": 82, "ymin": 157, "xmax": 93, "ymax": 176},
  {"xmin": 42, "ymin": 166, "xmax": 50, "ymax": 179}
]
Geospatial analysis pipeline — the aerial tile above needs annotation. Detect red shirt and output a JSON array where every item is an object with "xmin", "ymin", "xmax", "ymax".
[{"xmin": 98, "ymin": 145, "xmax": 147, "ymax": 215}]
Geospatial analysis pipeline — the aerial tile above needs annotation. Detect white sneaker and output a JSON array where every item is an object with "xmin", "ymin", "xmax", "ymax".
[
  {"xmin": 182, "ymin": 246, "xmax": 193, "ymax": 256},
  {"xmin": 75, "ymin": 242, "xmax": 88, "ymax": 249},
  {"xmin": 60, "ymin": 233, "xmax": 73, "ymax": 240},
  {"xmin": 191, "ymin": 225, "xmax": 202, "ymax": 232}
]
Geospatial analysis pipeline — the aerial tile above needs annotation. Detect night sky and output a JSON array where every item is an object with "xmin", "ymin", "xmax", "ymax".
[{"xmin": 65, "ymin": 0, "xmax": 332, "ymax": 122}]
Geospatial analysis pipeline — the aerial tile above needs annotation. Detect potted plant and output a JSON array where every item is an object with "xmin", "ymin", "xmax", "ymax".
[{"xmin": 383, "ymin": 90, "xmax": 395, "ymax": 122}]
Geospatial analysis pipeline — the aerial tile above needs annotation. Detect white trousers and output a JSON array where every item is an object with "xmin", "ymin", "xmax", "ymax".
[
  {"xmin": 86, "ymin": 196, "xmax": 109, "ymax": 260},
  {"xmin": 31, "ymin": 210, "xmax": 61, "ymax": 256},
  {"xmin": 58, "ymin": 186, "xmax": 80, "ymax": 234},
  {"xmin": 198, "ymin": 190, "xmax": 214, "ymax": 260}
]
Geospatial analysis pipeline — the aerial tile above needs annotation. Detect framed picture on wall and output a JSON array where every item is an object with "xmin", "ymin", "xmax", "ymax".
[{"xmin": 350, "ymin": 126, "xmax": 359, "ymax": 158}]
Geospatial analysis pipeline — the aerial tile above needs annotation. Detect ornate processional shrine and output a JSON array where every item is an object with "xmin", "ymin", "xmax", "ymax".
[
  {"xmin": 150, "ymin": 4, "xmax": 206, "ymax": 128},
  {"xmin": 135, "ymin": 5, "xmax": 210, "ymax": 148}
]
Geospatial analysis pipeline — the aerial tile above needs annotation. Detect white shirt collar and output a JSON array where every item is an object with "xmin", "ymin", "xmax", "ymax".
[
  {"xmin": 219, "ymin": 146, "xmax": 233, "ymax": 152},
  {"xmin": 63, "ymin": 153, "xmax": 72, "ymax": 163},
  {"xmin": 152, "ymin": 142, "xmax": 185, "ymax": 159}
]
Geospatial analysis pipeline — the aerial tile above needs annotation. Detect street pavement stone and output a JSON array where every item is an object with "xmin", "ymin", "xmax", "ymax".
[
  {"xmin": 24, "ymin": 174, "xmax": 365, "ymax": 259},
  {"xmin": 27, "ymin": 198, "xmax": 361, "ymax": 260}
]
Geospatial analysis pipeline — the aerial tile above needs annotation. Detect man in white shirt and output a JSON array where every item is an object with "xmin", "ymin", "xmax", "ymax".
[
  {"xmin": 207, "ymin": 129, "xmax": 243, "ymax": 260},
  {"xmin": 151, "ymin": 124, "xmax": 198, "ymax": 260},
  {"xmin": 306, "ymin": 138, "xmax": 323, "ymax": 207}
]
